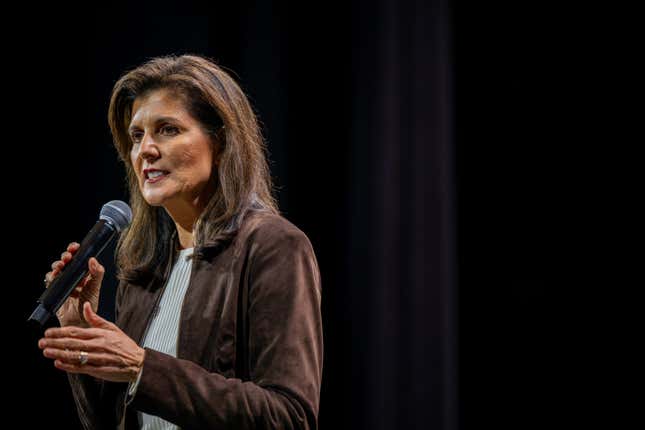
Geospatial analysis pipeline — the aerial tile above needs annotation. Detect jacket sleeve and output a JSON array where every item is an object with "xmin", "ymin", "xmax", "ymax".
[
  {"xmin": 130, "ymin": 226, "xmax": 324, "ymax": 429},
  {"xmin": 67, "ymin": 282, "xmax": 129, "ymax": 429}
]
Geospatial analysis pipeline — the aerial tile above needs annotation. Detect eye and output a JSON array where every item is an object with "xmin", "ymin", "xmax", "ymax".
[
  {"xmin": 130, "ymin": 130, "xmax": 144, "ymax": 144},
  {"xmin": 159, "ymin": 124, "xmax": 180, "ymax": 136}
]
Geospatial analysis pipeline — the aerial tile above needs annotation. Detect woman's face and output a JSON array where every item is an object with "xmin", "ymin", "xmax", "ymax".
[{"xmin": 129, "ymin": 88, "xmax": 218, "ymax": 212}]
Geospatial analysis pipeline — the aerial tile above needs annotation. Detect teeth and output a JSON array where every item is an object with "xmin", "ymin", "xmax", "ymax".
[{"xmin": 148, "ymin": 171, "xmax": 166, "ymax": 179}]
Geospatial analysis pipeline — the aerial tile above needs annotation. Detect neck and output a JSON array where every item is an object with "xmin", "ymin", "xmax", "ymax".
[
  {"xmin": 175, "ymin": 223, "xmax": 195, "ymax": 250},
  {"xmin": 164, "ymin": 202, "xmax": 202, "ymax": 249}
]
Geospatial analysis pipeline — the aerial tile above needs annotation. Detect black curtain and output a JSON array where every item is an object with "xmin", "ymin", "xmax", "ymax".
[
  {"xmin": 347, "ymin": 0, "xmax": 457, "ymax": 429},
  {"xmin": 9, "ymin": 1, "xmax": 457, "ymax": 428}
]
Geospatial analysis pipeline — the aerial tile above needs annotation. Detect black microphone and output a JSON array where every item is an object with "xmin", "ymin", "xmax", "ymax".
[{"xmin": 28, "ymin": 200, "xmax": 132, "ymax": 326}]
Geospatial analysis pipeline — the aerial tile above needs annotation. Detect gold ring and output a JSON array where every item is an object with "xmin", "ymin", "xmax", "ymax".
[{"xmin": 78, "ymin": 351, "xmax": 89, "ymax": 365}]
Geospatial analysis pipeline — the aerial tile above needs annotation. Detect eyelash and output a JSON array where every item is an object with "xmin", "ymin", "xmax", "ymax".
[
  {"xmin": 130, "ymin": 124, "xmax": 180, "ymax": 144},
  {"xmin": 130, "ymin": 131, "xmax": 144, "ymax": 144},
  {"xmin": 160, "ymin": 124, "xmax": 180, "ymax": 135}
]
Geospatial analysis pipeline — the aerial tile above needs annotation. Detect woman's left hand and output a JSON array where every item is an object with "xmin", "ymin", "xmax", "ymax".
[{"xmin": 38, "ymin": 302, "xmax": 145, "ymax": 383}]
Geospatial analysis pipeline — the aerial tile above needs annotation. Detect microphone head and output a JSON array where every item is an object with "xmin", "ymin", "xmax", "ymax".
[{"xmin": 100, "ymin": 200, "xmax": 133, "ymax": 232}]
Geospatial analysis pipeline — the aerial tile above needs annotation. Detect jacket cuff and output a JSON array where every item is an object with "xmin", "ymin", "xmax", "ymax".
[
  {"xmin": 125, "ymin": 362, "xmax": 144, "ymax": 405},
  {"xmin": 129, "ymin": 348, "xmax": 177, "ymax": 413}
]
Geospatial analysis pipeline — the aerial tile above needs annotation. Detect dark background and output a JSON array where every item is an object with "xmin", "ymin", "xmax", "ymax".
[{"xmin": 5, "ymin": 1, "xmax": 622, "ymax": 428}]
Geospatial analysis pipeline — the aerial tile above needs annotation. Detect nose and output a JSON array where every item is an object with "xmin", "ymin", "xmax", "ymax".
[{"xmin": 135, "ymin": 133, "xmax": 160, "ymax": 162}]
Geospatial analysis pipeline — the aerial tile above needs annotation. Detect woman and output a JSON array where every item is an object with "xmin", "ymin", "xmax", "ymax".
[{"xmin": 38, "ymin": 54, "xmax": 323, "ymax": 429}]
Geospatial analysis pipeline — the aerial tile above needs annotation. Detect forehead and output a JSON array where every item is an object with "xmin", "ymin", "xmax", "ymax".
[{"xmin": 130, "ymin": 88, "xmax": 190, "ymax": 126}]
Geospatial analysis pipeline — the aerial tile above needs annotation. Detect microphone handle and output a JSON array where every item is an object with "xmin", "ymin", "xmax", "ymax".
[{"xmin": 29, "ymin": 220, "xmax": 117, "ymax": 326}]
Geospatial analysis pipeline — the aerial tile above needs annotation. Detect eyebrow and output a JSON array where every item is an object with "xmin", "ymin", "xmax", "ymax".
[{"xmin": 128, "ymin": 116, "xmax": 182, "ymax": 134}]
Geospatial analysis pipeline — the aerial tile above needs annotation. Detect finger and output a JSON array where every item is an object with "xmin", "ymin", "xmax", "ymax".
[
  {"xmin": 53, "ymin": 360, "xmax": 92, "ymax": 373},
  {"xmin": 44, "ymin": 348, "xmax": 85, "ymax": 364},
  {"xmin": 67, "ymin": 242, "xmax": 80, "ymax": 252},
  {"xmin": 61, "ymin": 251, "xmax": 73, "ymax": 263},
  {"xmin": 44, "ymin": 326, "xmax": 107, "ymax": 339},
  {"xmin": 44, "ymin": 348, "xmax": 123, "ymax": 368},
  {"xmin": 51, "ymin": 260, "xmax": 64, "ymax": 271},
  {"xmin": 78, "ymin": 259, "xmax": 105, "ymax": 291},
  {"xmin": 88, "ymin": 258, "xmax": 105, "ymax": 281},
  {"xmin": 82, "ymin": 352, "xmax": 126, "ymax": 367},
  {"xmin": 54, "ymin": 360, "xmax": 130, "ymax": 379},
  {"xmin": 42, "ymin": 347, "xmax": 78, "ymax": 362},
  {"xmin": 38, "ymin": 336, "xmax": 104, "ymax": 352}
]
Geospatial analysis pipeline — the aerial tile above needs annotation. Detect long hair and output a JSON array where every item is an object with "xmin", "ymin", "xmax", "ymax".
[{"xmin": 108, "ymin": 54, "xmax": 279, "ymax": 284}]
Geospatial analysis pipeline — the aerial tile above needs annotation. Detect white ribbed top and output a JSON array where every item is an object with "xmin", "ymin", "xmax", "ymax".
[{"xmin": 138, "ymin": 247, "xmax": 194, "ymax": 430}]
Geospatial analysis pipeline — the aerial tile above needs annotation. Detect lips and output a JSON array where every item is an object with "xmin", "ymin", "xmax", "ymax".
[{"xmin": 143, "ymin": 168, "xmax": 170, "ymax": 183}]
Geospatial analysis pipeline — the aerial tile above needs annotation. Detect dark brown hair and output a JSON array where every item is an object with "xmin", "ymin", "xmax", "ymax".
[{"xmin": 108, "ymin": 54, "xmax": 278, "ymax": 283}]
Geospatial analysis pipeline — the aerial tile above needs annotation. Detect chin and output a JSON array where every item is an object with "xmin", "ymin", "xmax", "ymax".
[
  {"xmin": 144, "ymin": 200, "xmax": 165, "ymax": 207},
  {"xmin": 141, "ymin": 191, "xmax": 170, "ymax": 207}
]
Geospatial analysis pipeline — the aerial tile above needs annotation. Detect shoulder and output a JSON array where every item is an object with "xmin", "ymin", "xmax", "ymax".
[
  {"xmin": 239, "ymin": 210, "xmax": 315, "ymax": 255},
  {"xmin": 237, "ymin": 211, "xmax": 321, "ymax": 295}
]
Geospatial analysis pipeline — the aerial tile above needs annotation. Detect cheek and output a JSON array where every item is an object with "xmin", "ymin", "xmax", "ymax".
[
  {"xmin": 130, "ymin": 148, "xmax": 138, "ymax": 169},
  {"xmin": 130, "ymin": 151, "xmax": 143, "ymax": 183},
  {"xmin": 196, "ymin": 150, "xmax": 215, "ymax": 180},
  {"xmin": 181, "ymin": 148, "xmax": 211, "ymax": 172}
]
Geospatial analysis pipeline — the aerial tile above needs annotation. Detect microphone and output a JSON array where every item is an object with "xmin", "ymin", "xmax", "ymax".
[{"xmin": 28, "ymin": 200, "xmax": 132, "ymax": 326}]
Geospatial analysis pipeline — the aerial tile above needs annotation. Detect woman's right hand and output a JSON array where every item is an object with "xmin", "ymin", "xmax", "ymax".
[{"xmin": 44, "ymin": 242, "xmax": 105, "ymax": 328}]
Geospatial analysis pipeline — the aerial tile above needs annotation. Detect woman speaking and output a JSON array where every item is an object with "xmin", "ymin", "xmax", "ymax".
[{"xmin": 38, "ymin": 54, "xmax": 323, "ymax": 429}]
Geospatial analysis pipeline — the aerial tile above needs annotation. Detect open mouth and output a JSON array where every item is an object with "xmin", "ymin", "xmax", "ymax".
[{"xmin": 144, "ymin": 169, "xmax": 170, "ymax": 183}]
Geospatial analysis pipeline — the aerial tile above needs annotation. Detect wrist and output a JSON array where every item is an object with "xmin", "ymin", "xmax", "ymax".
[
  {"xmin": 131, "ymin": 347, "xmax": 146, "ymax": 382},
  {"xmin": 127, "ymin": 350, "xmax": 145, "ymax": 401}
]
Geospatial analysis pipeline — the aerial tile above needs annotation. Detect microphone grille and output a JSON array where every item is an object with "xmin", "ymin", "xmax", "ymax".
[{"xmin": 100, "ymin": 200, "xmax": 133, "ymax": 232}]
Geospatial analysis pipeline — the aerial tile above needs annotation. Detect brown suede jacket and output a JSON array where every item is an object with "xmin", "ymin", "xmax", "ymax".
[{"xmin": 67, "ymin": 209, "xmax": 323, "ymax": 429}]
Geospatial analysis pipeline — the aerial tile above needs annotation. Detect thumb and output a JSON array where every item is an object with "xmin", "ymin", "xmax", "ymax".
[
  {"xmin": 87, "ymin": 258, "xmax": 105, "ymax": 286},
  {"xmin": 80, "ymin": 258, "xmax": 105, "ymax": 297},
  {"xmin": 83, "ymin": 302, "xmax": 112, "ymax": 329}
]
